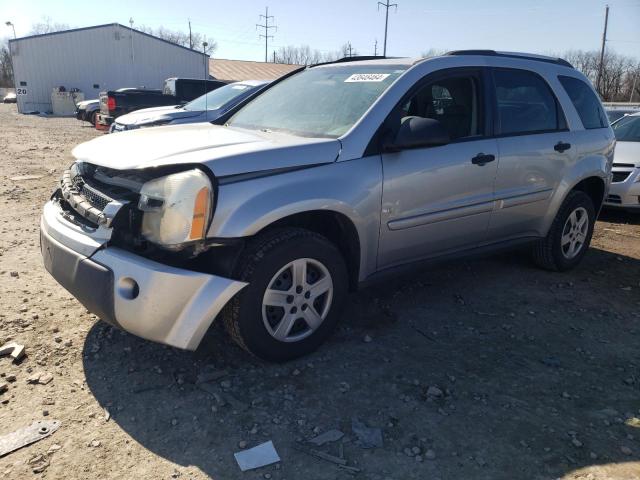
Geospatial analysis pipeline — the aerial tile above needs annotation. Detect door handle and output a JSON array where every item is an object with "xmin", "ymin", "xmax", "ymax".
[
  {"xmin": 471, "ymin": 153, "xmax": 496, "ymax": 166},
  {"xmin": 554, "ymin": 142, "xmax": 571, "ymax": 153}
]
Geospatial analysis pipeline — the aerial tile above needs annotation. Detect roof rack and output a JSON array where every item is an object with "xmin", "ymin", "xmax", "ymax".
[{"xmin": 446, "ymin": 50, "xmax": 574, "ymax": 69}]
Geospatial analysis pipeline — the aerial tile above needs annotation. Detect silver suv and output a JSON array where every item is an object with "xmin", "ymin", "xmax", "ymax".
[{"xmin": 40, "ymin": 51, "xmax": 614, "ymax": 361}]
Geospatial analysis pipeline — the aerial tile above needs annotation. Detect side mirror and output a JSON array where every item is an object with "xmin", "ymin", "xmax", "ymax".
[{"xmin": 385, "ymin": 116, "xmax": 450, "ymax": 152}]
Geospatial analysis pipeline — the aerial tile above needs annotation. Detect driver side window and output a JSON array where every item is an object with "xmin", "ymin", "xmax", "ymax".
[{"xmin": 401, "ymin": 74, "xmax": 482, "ymax": 141}]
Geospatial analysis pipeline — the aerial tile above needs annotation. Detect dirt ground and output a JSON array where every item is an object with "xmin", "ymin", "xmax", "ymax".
[{"xmin": 1, "ymin": 103, "xmax": 639, "ymax": 480}]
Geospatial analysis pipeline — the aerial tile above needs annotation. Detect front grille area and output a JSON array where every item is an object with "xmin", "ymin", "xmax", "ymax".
[
  {"xmin": 71, "ymin": 175, "xmax": 114, "ymax": 211},
  {"xmin": 612, "ymin": 171, "xmax": 631, "ymax": 183}
]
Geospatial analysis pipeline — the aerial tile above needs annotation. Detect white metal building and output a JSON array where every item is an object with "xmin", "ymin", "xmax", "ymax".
[{"xmin": 9, "ymin": 23, "xmax": 210, "ymax": 114}]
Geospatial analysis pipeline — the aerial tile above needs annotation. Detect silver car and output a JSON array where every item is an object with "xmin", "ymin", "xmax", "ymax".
[
  {"xmin": 40, "ymin": 51, "xmax": 614, "ymax": 361},
  {"xmin": 110, "ymin": 80, "xmax": 268, "ymax": 132},
  {"xmin": 605, "ymin": 112, "xmax": 640, "ymax": 210}
]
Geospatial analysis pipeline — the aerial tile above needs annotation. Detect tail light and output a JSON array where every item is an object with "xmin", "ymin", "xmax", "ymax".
[{"xmin": 107, "ymin": 96, "xmax": 116, "ymax": 111}]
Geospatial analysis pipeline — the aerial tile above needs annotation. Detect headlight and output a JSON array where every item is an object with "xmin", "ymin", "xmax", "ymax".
[{"xmin": 138, "ymin": 169, "xmax": 213, "ymax": 248}]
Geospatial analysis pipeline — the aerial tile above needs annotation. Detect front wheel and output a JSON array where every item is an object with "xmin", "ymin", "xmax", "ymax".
[
  {"xmin": 223, "ymin": 228, "xmax": 348, "ymax": 361},
  {"xmin": 532, "ymin": 190, "xmax": 596, "ymax": 271}
]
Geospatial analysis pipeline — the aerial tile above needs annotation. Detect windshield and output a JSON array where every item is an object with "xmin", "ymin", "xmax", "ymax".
[
  {"xmin": 612, "ymin": 115, "xmax": 640, "ymax": 142},
  {"xmin": 228, "ymin": 65, "xmax": 407, "ymax": 138},
  {"xmin": 184, "ymin": 83, "xmax": 256, "ymax": 111}
]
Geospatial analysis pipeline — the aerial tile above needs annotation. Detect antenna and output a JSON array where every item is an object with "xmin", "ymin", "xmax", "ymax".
[
  {"xmin": 256, "ymin": 6, "xmax": 276, "ymax": 62},
  {"xmin": 203, "ymin": 41, "xmax": 209, "ymax": 122}
]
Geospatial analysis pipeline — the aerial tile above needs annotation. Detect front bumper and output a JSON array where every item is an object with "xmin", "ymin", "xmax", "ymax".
[
  {"xmin": 604, "ymin": 168, "xmax": 640, "ymax": 209},
  {"xmin": 40, "ymin": 199, "xmax": 247, "ymax": 350}
]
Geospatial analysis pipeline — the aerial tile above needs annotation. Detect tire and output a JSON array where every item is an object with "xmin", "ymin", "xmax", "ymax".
[
  {"xmin": 223, "ymin": 228, "xmax": 348, "ymax": 362},
  {"xmin": 89, "ymin": 111, "xmax": 97, "ymax": 126},
  {"xmin": 532, "ymin": 190, "xmax": 596, "ymax": 271}
]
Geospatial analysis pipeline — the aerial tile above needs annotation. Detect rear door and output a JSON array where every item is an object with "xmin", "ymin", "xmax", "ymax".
[
  {"xmin": 486, "ymin": 68, "xmax": 576, "ymax": 242},
  {"xmin": 378, "ymin": 68, "xmax": 499, "ymax": 269}
]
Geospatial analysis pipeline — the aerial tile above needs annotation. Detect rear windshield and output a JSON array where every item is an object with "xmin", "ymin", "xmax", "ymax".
[
  {"xmin": 228, "ymin": 65, "xmax": 407, "ymax": 138},
  {"xmin": 612, "ymin": 115, "xmax": 640, "ymax": 142}
]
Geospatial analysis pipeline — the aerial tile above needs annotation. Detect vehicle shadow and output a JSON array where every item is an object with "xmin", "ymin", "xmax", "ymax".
[{"xmin": 83, "ymin": 246, "xmax": 640, "ymax": 479}]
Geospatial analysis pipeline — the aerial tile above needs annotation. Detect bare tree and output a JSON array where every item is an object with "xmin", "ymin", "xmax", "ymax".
[
  {"xmin": 138, "ymin": 25, "xmax": 217, "ymax": 55},
  {"xmin": 559, "ymin": 49, "xmax": 639, "ymax": 101},
  {"xmin": 0, "ymin": 37, "xmax": 13, "ymax": 87},
  {"xmin": 273, "ymin": 45, "xmax": 341, "ymax": 65},
  {"xmin": 420, "ymin": 48, "xmax": 447, "ymax": 58},
  {"xmin": 29, "ymin": 16, "xmax": 69, "ymax": 35}
]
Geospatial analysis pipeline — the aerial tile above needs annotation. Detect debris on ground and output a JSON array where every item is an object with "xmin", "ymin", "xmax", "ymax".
[
  {"xmin": 234, "ymin": 441, "xmax": 280, "ymax": 471},
  {"xmin": 308, "ymin": 429, "xmax": 344, "ymax": 446},
  {"xmin": 294, "ymin": 445, "xmax": 361, "ymax": 474},
  {"xmin": 0, "ymin": 420, "xmax": 61, "ymax": 457},
  {"xmin": 28, "ymin": 453, "xmax": 50, "ymax": 473},
  {"xmin": 196, "ymin": 366, "xmax": 229, "ymax": 384},
  {"xmin": 351, "ymin": 418, "xmax": 383, "ymax": 449},
  {"xmin": 10, "ymin": 174, "xmax": 45, "ymax": 182},
  {"xmin": 0, "ymin": 342, "xmax": 25, "ymax": 363},
  {"xmin": 26, "ymin": 372, "xmax": 53, "ymax": 385}
]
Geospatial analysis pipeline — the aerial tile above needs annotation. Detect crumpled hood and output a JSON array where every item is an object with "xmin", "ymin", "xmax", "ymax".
[
  {"xmin": 72, "ymin": 123, "xmax": 341, "ymax": 177},
  {"xmin": 116, "ymin": 105, "xmax": 202, "ymax": 126},
  {"xmin": 613, "ymin": 141, "xmax": 640, "ymax": 167}
]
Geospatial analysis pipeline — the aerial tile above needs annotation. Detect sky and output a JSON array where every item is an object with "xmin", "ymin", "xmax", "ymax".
[{"xmin": 1, "ymin": 0, "xmax": 639, "ymax": 61}]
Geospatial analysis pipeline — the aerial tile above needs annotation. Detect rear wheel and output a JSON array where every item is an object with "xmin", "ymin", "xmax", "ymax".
[
  {"xmin": 532, "ymin": 190, "xmax": 596, "ymax": 271},
  {"xmin": 89, "ymin": 111, "xmax": 97, "ymax": 126},
  {"xmin": 223, "ymin": 228, "xmax": 348, "ymax": 361}
]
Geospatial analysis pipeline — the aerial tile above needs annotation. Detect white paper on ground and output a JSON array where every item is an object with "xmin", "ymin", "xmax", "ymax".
[{"xmin": 234, "ymin": 441, "xmax": 281, "ymax": 471}]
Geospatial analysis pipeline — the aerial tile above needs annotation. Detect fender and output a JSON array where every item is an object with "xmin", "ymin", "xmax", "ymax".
[
  {"xmin": 540, "ymin": 153, "xmax": 610, "ymax": 236},
  {"xmin": 208, "ymin": 157, "xmax": 383, "ymax": 281}
]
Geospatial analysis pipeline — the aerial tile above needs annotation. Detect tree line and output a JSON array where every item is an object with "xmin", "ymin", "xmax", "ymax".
[{"xmin": 0, "ymin": 18, "xmax": 638, "ymax": 102}]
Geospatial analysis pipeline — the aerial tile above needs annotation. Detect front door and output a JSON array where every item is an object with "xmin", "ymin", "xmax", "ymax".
[{"xmin": 378, "ymin": 69, "xmax": 498, "ymax": 269}]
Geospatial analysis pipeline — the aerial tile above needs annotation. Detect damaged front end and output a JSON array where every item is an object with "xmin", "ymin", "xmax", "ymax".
[{"xmin": 40, "ymin": 162, "xmax": 247, "ymax": 350}]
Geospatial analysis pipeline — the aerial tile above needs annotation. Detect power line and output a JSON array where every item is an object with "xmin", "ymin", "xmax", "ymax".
[
  {"xmin": 377, "ymin": 0, "xmax": 398, "ymax": 57},
  {"xmin": 256, "ymin": 6, "xmax": 276, "ymax": 63}
]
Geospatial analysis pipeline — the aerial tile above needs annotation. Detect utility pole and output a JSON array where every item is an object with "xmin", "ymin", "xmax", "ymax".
[
  {"xmin": 374, "ymin": 39, "xmax": 378, "ymax": 56},
  {"xmin": 377, "ymin": 0, "xmax": 397, "ymax": 57},
  {"xmin": 630, "ymin": 73, "xmax": 638, "ymax": 103},
  {"xmin": 348, "ymin": 42, "xmax": 353, "ymax": 58},
  {"xmin": 256, "ymin": 6, "xmax": 276, "ymax": 63},
  {"xmin": 273, "ymin": 50, "xmax": 276, "ymax": 63},
  {"xmin": 188, "ymin": 19, "xmax": 193, "ymax": 49},
  {"xmin": 129, "ymin": 17, "xmax": 135, "ymax": 63},
  {"xmin": 596, "ymin": 4, "xmax": 609, "ymax": 96}
]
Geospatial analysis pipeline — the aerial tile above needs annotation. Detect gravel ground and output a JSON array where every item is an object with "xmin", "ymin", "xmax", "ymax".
[{"xmin": 1, "ymin": 103, "xmax": 639, "ymax": 480}]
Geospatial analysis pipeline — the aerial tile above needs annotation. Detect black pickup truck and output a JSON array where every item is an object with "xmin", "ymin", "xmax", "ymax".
[{"xmin": 97, "ymin": 78, "xmax": 226, "ymax": 129}]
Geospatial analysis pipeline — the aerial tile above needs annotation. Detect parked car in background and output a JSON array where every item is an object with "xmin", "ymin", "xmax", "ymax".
[
  {"xmin": 111, "ymin": 80, "xmax": 268, "ymax": 132},
  {"xmin": 40, "ymin": 52, "xmax": 613, "ymax": 361},
  {"xmin": 97, "ymin": 78, "xmax": 227, "ymax": 129},
  {"xmin": 605, "ymin": 112, "xmax": 640, "ymax": 211},
  {"xmin": 606, "ymin": 108, "xmax": 639, "ymax": 124},
  {"xmin": 75, "ymin": 99, "xmax": 100, "ymax": 125},
  {"xmin": 3, "ymin": 92, "xmax": 17, "ymax": 103},
  {"xmin": 603, "ymin": 102, "xmax": 640, "ymax": 124}
]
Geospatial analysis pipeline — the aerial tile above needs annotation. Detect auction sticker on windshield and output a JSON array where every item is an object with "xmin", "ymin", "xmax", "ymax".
[{"xmin": 344, "ymin": 73, "xmax": 391, "ymax": 82}]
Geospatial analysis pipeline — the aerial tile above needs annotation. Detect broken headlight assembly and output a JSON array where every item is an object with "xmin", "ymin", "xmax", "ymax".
[{"xmin": 137, "ymin": 168, "xmax": 213, "ymax": 249}]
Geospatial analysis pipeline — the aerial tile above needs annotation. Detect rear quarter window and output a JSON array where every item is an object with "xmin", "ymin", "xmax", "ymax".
[{"xmin": 558, "ymin": 76, "xmax": 608, "ymax": 129}]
